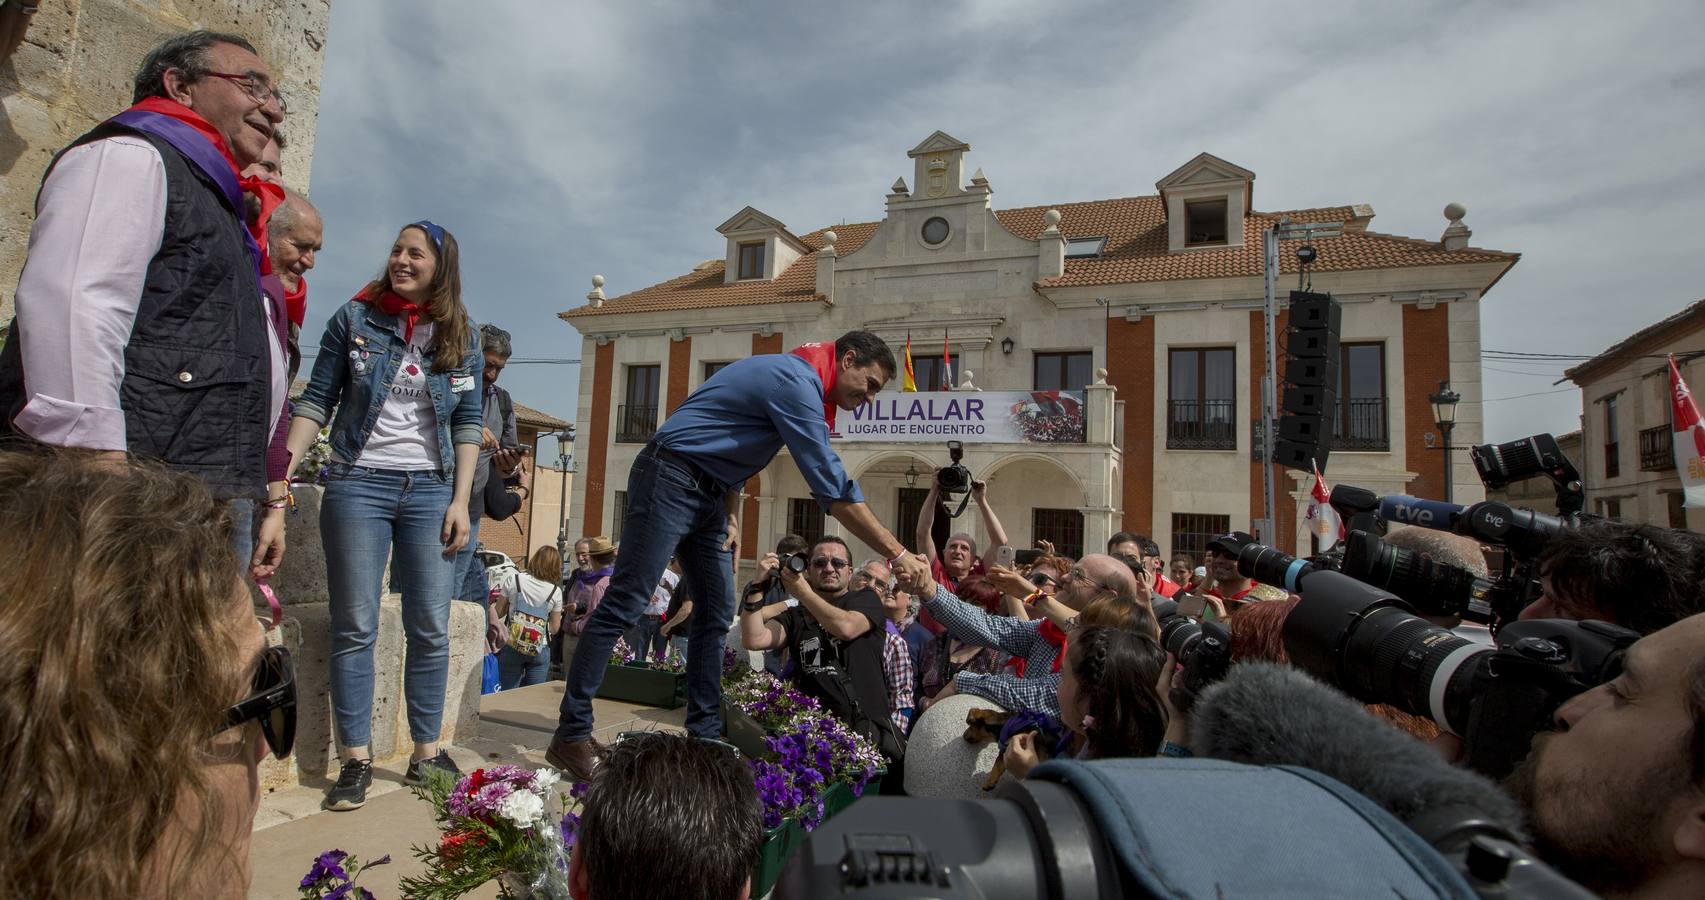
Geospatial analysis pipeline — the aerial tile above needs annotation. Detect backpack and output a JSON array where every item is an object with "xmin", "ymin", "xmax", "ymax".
[{"xmin": 506, "ymin": 573, "xmax": 559, "ymax": 657}]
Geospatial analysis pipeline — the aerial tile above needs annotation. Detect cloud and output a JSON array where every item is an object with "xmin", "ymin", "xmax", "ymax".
[{"xmin": 304, "ymin": 0, "xmax": 1705, "ymax": 452}]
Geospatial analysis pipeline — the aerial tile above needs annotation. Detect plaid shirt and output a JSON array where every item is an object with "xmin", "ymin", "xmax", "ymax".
[
  {"xmin": 923, "ymin": 584, "xmax": 1062, "ymax": 718},
  {"xmin": 882, "ymin": 628, "xmax": 915, "ymax": 735}
]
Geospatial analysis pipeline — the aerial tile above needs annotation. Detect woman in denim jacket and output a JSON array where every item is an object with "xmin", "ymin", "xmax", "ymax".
[{"xmin": 284, "ymin": 220, "xmax": 483, "ymax": 811}]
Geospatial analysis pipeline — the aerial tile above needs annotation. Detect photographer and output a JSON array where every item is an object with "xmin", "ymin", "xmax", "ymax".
[
  {"xmin": 1520, "ymin": 519, "xmax": 1705, "ymax": 635},
  {"xmin": 1504, "ymin": 611, "xmax": 1705, "ymax": 897},
  {"xmin": 742, "ymin": 534, "xmax": 809, "ymax": 675},
  {"xmin": 1108, "ymin": 533, "xmax": 1181, "ymax": 599},
  {"xmin": 916, "ymin": 472, "xmax": 1009, "ymax": 595},
  {"xmin": 739, "ymin": 537, "xmax": 905, "ymax": 760}
]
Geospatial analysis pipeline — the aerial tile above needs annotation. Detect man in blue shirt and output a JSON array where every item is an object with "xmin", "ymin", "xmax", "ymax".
[{"xmin": 548, "ymin": 330, "xmax": 931, "ymax": 779}]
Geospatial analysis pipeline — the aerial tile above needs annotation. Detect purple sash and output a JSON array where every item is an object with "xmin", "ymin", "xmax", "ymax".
[{"xmin": 107, "ymin": 109, "xmax": 264, "ymax": 278}]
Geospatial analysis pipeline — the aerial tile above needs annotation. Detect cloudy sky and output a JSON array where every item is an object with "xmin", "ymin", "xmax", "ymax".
[{"xmin": 305, "ymin": 0, "xmax": 1705, "ymax": 456}]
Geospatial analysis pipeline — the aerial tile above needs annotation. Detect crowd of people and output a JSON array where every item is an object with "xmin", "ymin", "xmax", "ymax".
[{"xmin": 5, "ymin": 26, "xmax": 1705, "ymax": 900}]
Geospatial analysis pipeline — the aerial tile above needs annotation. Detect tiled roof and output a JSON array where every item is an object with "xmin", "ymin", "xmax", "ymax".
[
  {"xmin": 1563, "ymin": 298, "xmax": 1705, "ymax": 384},
  {"xmin": 561, "ymin": 195, "xmax": 1517, "ymax": 320}
]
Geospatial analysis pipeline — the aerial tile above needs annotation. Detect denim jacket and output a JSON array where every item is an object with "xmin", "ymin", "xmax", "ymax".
[{"xmin": 295, "ymin": 300, "xmax": 484, "ymax": 476}]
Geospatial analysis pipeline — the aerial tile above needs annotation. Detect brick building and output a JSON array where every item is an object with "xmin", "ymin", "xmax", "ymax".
[
  {"xmin": 1563, "ymin": 299, "xmax": 1705, "ymax": 530},
  {"xmin": 477, "ymin": 402, "xmax": 572, "ymax": 563},
  {"xmin": 559, "ymin": 132, "xmax": 1518, "ymax": 575}
]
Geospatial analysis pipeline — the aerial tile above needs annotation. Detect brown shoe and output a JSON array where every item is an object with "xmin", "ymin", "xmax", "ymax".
[{"xmin": 546, "ymin": 736, "xmax": 599, "ymax": 783}]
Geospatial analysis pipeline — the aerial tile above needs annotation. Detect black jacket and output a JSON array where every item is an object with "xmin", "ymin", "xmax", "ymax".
[{"xmin": 0, "ymin": 122, "xmax": 273, "ymax": 498}]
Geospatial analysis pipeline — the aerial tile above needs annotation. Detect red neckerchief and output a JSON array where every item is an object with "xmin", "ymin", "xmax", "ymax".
[
  {"xmin": 1153, "ymin": 573, "xmax": 1182, "ymax": 598},
  {"xmin": 1005, "ymin": 618, "xmax": 1069, "ymax": 678},
  {"xmin": 788, "ymin": 341, "xmax": 839, "ymax": 431},
  {"xmin": 128, "ymin": 97, "xmax": 285, "ymax": 274},
  {"xmin": 357, "ymin": 287, "xmax": 428, "ymax": 344},
  {"xmin": 1207, "ymin": 582, "xmax": 1257, "ymax": 602},
  {"xmin": 283, "ymin": 274, "xmax": 307, "ymax": 328}
]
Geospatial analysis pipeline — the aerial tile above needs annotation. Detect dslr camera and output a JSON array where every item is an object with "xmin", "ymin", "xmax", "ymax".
[
  {"xmin": 1225, "ymin": 537, "xmax": 1636, "ymax": 779},
  {"xmin": 936, "ymin": 440, "xmax": 972, "ymax": 495},
  {"xmin": 1151, "ymin": 597, "xmax": 1232, "ymax": 712}
]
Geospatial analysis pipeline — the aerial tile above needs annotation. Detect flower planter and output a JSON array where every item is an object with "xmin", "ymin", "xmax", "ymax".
[
  {"xmin": 751, "ymin": 819, "xmax": 805, "ymax": 898},
  {"xmin": 720, "ymin": 698, "xmax": 771, "ymax": 759},
  {"xmin": 597, "ymin": 663, "xmax": 686, "ymax": 709},
  {"xmin": 819, "ymin": 772, "xmax": 884, "ymax": 819}
]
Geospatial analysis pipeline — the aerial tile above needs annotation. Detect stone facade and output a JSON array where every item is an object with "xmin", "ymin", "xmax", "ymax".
[
  {"xmin": 1, "ymin": 0, "xmax": 332, "ymax": 321},
  {"xmin": 1564, "ymin": 300, "xmax": 1705, "ymax": 530},
  {"xmin": 561, "ymin": 132, "xmax": 1518, "ymax": 575}
]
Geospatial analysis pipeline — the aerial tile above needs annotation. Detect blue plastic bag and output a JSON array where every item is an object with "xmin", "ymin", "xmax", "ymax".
[{"xmin": 481, "ymin": 652, "xmax": 502, "ymax": 694}]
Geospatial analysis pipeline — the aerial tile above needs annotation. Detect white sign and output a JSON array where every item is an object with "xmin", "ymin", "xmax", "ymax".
[{"xmin": 832, "ymin": 391, "xmax": 1085, "ymax": 443}]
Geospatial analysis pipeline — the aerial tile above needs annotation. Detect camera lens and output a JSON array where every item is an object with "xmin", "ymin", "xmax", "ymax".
[
  {"xmin": 1340, "ymin": 531, "xmax": 1496, "ymax": 624},
  {"xmin": 1162, "ymin": 616, "xmax": 1201, "ymax": 659},
  {"xmin": 785, "ymin": 553, "xmax": 808, "ymax": 574},
  {"xmin": 1232, "ymin": 542, "xmax": 1318, "ymax": 594}
]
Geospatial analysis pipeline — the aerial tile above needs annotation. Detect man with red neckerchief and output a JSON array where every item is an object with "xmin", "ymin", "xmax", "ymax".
[
  {"xmin": 1202, "ymin": 532, "xmax": 1288, "ymax": 616},
  {"xmin": 0, "ymin": 30, "xmax": 290, "ymax": 578},
  {"xmin": 549, "ymin": 330, "xmax": 931, "ymax": 781}
]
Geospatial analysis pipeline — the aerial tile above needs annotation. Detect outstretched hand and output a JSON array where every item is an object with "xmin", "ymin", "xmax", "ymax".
[{"xmin": 892, "ymin": 550, "xmax": 931, "ymax": 595}]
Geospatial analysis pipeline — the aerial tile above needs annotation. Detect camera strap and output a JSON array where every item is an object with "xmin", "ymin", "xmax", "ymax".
[{"xmin": 943, "ymin": 491, "xmax": 972, "ymax": 519}]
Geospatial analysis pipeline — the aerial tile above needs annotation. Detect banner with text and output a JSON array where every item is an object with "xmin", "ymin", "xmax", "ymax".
[{"xmin": 832, "ymin": 391, "xmax": 1086, "ymax": 443}]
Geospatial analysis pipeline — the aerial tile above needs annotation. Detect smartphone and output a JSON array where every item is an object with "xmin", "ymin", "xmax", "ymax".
[
  {"xmin": 1013, "ymin": 549, "xmax": 1043, "ymax": 566},
  {"xmin": 995, "ymin": 545, "xmax": 1016, "ymax": 569},
  {"xmin": 1175, "ymin": 593, "xmax": 1207, "ymax": 618}
]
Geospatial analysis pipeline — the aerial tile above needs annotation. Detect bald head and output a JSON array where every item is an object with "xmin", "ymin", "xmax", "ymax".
[{"xmin": 267, "ymin": 191, "xmax": 322, "ymax": 290}]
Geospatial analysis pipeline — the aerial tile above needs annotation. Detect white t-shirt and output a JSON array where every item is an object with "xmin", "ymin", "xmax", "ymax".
[
  {"xmin": 646, "ymin": 568, "xmax": 679, "ymax": 616},
  {"xmin": 356, "ymin": 321, "xmax": 441, "ymax": 469}
]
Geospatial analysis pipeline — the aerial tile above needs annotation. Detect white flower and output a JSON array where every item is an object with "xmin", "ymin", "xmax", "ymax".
[
  {"xmin": 530, "ymin": 768, "xmax": 560, "ymax": 793},
  {"xmin": 497, "ymin": 788, "xmax": 546, "ymax": 828}
]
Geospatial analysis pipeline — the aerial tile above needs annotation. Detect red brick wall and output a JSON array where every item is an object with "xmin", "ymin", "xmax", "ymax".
[
  {"xmin": 481, "ymin": 425, "xmax": 547, "ymax": 563},
  {"xmin": 582, "ymin": 340, "xmax": 615, "ymax": 538},
  {"xmin": 1106, "ymin": 316, "xmax": 1154, "ymax": 536},
  {"xmin": 1402, "ymin": 305, "xmax": 1451, "ymax": 501},
  {"xmin": 666, "ymin": 336, "xmax": 693, "ymax": 414}
]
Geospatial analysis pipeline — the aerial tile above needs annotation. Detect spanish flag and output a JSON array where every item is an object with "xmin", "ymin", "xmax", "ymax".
[{"xmin": 902, "ymin": 333, "xmax": 918, "ymax": 392}]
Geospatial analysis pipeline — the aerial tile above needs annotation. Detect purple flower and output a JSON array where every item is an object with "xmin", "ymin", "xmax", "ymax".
[
  {"xmin": 560, "ymin": 810, "xmax": 581, "ymax": 847},
  {"xmin": 299, "ymin": 849, "xmax": 349, "ymax": 889},
  {"xmin": 569, "ymin": 780, "xmax": 591, "ymax": 800},
  {"xmin": 472, "ymin": 781, "xmax": 515, "ymax": 812},
  {"xmin": 486, "ymin": 764, "xmax": 531, "ymax": 785}
]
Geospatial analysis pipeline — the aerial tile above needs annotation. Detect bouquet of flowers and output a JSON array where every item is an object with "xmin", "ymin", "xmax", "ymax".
[
  {"xmin": 399, "ymin": 765, "xmax": 577, "ymax": 899},
  {"xmin": 650, "ymin": 642, "xmax": 686, "ymax": 673},
  {"xmin": 608, "ymin": 637, "xmax": 635, "ymax": 666},
  {"xmin": 291, "ymin": 424, "xmax": 336, "ymax": 487}
]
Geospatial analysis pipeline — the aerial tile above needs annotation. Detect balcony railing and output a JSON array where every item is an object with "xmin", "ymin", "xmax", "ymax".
[
  {"xmin": 616, "ymin": 404, "xmax": 658, "ymax": 443},
  {"xmin": 1640, "ymin": 425, "xmax": 1674, "ymax": 471},
  {"xmin": 1167, "ymin": 399, "xmax": 1237, "ymax": 450},
  {"xmin": 1333, "ymin": 397, "xmax": 1390, "ymax": 451}
]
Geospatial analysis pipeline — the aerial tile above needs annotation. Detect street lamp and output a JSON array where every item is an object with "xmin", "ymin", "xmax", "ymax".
[
  {"xmin": 1429, "ymin": 380, "xmax": 1461, "ymax": 503},
  {"xmin": 555, "ymin": 428, "xmax": 575, "ymax": 562},
  {"xmin": 904, "ymin": 461, "xmax": 919, "ymax": 487}
]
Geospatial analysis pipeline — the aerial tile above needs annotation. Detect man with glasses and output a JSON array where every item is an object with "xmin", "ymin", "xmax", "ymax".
[
  {"xmin": 856, "ymin": 559, "xmax": 920, "ymax": 735},
  {"xmin": 0, "ymin": 30, "xmax": 292, "ymax": 580},
  {"xmin": 740, "ymin": 537, "xmax": 904, "ymax": 758}
]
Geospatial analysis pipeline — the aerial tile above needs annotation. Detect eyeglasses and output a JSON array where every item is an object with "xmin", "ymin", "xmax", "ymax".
[
  {"xmin": 220, "ymin": 645, "xmax": 296, "ymax": 759},
  {"xmin": 616, "ymin": 730, "xmax": 741, "ymax": 758},
  {"xmin": 810, "ymin": 558, "xmax": 851, "ymax": 570},
  {"xmin": 202, "ymin": 71, "xmax": 289, "ymax": 114},
  {"xmin": 1030, "ymin": 571, "xmax": 1059, "ymax": 592},
  {"xmin": 1062, "ymin": 567, "xmax": 1118, "ymax": 594}
]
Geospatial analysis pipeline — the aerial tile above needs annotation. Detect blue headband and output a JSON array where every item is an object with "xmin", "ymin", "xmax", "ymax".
[{"xmin": 411, "ymin": 219, "xmax": 446, "ymax": 253}]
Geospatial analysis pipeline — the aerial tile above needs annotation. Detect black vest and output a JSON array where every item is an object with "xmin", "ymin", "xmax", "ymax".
[{"xmin": 0, "ymin": 123, "xmax": 272, "ymax": 498}]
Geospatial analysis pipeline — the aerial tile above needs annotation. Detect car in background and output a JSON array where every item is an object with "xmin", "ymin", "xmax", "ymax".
[{"xmin": 476, "ymin": 547, "xmax": 519, "ymax": 590}]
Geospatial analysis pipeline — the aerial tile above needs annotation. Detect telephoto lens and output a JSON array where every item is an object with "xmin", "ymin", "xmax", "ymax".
[
  {"xmin": 1160, "ymin": 616, "xmax": 1231, "ymax": 712},
  {"xmin": 1339, "ymin": 530, "xmax": 1498, "ymax": 624}
]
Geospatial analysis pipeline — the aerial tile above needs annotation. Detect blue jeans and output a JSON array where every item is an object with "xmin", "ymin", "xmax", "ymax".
[
  {"xmin": 230, "ymin": 498, "xmax": 255, "ymax": 572},
  {"xmin": 625, "ymin": 616, "xmax": 666, "ymax": 662},
  {"xmin": 453, "ymin": 515, "xmax": 487, "ymax": 603},
  {"xmin": 497, "ymin": 644, "xmax": 550, "ymax": 689},
  {"xmin": 669, "ymin": 633, "xmax": 690, "ymax": 660},
  {"xmin": 321, "ymin": 463, "xmax": 455, "ymax": 748},
  {"xmin": 557, "ymin": 445, "xmax": 735, "ymax": 740}
]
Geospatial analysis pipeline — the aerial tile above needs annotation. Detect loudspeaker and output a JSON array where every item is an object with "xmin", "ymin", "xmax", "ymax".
[
  {"xmin": 1275, "ymin": 438, "xmax": 1331, "ymax": 471},
  {"xmin": 1279, "ymin": 415, "xmax": 1329, "ymax": 443},
  {"xmin": 1287, "ymin": 327, "xmax": 1340, "ymax": 360},
  {"xmin": 1289, "ymin": 291, "xmax": 1342, "ymax": 334},
  {"xmin": 1283, "ymin": 354, "xmax": 1339, "ymax": 389},
  {"xmin": 1283, "ymin": 384, "xmax": 1335, "ymax": 418}
]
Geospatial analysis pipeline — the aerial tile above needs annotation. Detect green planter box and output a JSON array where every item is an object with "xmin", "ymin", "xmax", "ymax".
[
  {"xmin": 752, "ymin": 819, "xmax": 804, "ymax": 898},
  {"xmin": 720, "ymin": 699, "xmax": 772, "ymax": 759},
  {"xmin": 597, "ymin": 663, "xmax": 686, "ymax": 708}
]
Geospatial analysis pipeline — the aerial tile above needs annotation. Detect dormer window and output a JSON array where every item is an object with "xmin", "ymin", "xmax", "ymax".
[
  {"xmin": 1185, "ymin": 200, "xmax": 1229, "ymax": 246},
  {"xmin": 737, "ymin": 242, "xmax": 765, "ymax": 280},
  {"xmin": 1065, "ymin": 236, "xmax": 1106, "ymax": 258}
]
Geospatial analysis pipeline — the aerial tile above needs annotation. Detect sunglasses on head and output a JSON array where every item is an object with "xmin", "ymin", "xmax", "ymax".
[
  {"xmin": 220, "ymin": 645, "xmax": 296, "ymax": 759},
  {"xmin": 616, "ymin": 729, "xmax": 742, "ymax": 758},
  {"xmin": 810, "ymin": 557, "xmax": 851, "ymax": 570}
]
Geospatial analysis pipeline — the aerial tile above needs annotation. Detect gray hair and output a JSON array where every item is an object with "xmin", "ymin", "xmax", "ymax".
[
  {"xmin": 132, "ymin": 31, "xmax": 259, "ymax": 104},
  {"xmin": 266, "ymin": 190, "xmax": 315, "ymax": 236},
  {"xmin": 480, "ymin": 324, "xmax": 513, "ymax": 360},
  {"xmin": 1380, "ymin": 526, "xmax": 1490, "ymax": 576}
]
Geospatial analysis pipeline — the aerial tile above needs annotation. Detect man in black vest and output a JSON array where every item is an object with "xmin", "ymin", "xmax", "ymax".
[{"xmin": 0, "ymin": 31, "xmax": 290, "ymax": 575}]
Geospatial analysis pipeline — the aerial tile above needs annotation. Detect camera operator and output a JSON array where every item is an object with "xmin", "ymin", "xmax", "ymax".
[
  {"xmin": 1520, "ymin": 519, "xmax": 1705, "ymax": 635},
  {"xmin": 917, "ymin": 473, "xmax": 1008, "ymax": 594},
  {"xmin": 739, "ymin": 536, "xmax": 905, "ymax": 761},
  {"xmin": 1504, "ymin": 611, "xmax": 1705, "ymax": 898},
  {"xmin": 740, "ymin": 534, "xmax": 808, "ymax": 675}
]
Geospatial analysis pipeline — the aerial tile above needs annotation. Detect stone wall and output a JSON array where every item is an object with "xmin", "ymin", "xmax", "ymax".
[{"xmin": 0, "ymin": 0, "xmax": 331, "ymax": 321}]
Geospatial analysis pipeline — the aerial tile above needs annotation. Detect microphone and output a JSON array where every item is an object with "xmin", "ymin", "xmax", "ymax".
[
  {"xmin": 1191, "ymin": 663, "xmax": 1527, "ymax": 848},
  {"xmin": 1377, "ymin": 494, "xmax": 1467, "ymax": 532}
]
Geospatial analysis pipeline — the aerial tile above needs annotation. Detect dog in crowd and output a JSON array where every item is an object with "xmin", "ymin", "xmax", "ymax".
[{"xmin": 964, "ymin": 708, "xmax": 1064, "ymax": 790}]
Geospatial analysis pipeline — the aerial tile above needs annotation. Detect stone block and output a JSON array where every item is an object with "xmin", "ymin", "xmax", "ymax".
[
  {"xmin": 68, "ymin": 0, "xmax": 180, "ymax": 121},
  {"xmin": 903, "ymin": 692, "xmax": 1006, "ymax": 800},
  {"xmin": 270, "ymin": 484, "xmax": 330, "ymax": 605}
]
